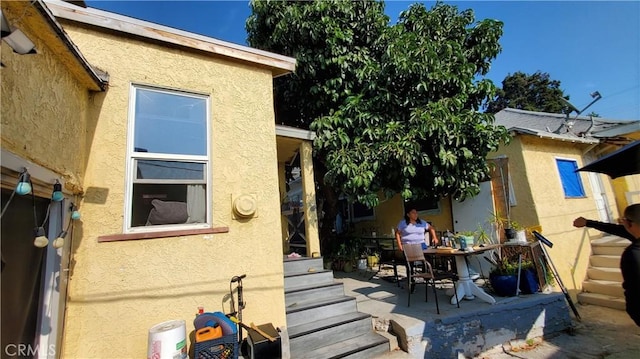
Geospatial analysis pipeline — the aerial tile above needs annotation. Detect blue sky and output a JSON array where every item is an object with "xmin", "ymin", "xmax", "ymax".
[{"xmin": 85, "ymin": 0, "xmax": 639, "ymax": 120}]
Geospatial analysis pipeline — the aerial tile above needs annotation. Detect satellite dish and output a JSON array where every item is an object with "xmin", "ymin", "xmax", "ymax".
[{"xmin": 559, "ymin": 97, "xmax": 579, "ymax": 114}]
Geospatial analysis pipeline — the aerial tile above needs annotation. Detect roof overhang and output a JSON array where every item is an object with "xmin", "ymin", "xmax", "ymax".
[
  {"xmin": 591, "ymin": 120, "xmax": 640, "ymax": 138},
  {"xmin": 509, "ymin": 127, "xmax": 600, "ymax": 145},
  {"xmin": 2, "ymin": 0, "xmax": 106, "ymax": 91},
  {"xmin": 44, "ymin": 0, "xmax": 297, "ymax": 78},
  {"xmin": 275, "ymin": 125, "xmax": 315, "ymax": 164}
]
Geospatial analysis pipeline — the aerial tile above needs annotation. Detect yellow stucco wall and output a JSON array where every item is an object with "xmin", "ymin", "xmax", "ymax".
[
  {"xmin": 492, "ymin": 135, "xmax": 620, "ymax": 300},
  {"xmin": 353, "ymin": 195, "xmax": 453, "ymax": 239},
  {"xmin": 0, "ymin": 27, "xmax": 90, "ymax": 191},
  {"xmin": 58, "ymin": 23, "xmax": 286, "ymax": 358}
]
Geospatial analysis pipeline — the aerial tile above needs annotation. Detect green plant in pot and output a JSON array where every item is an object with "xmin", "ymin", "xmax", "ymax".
[
  {"xmin": 365, "ymin": 247, "xmax": 380, "ymax": 269},
  {"xmin": 489, "ymin": 254, "xmax": 539, "ymax": 296},
  {"xmin": 476, "ymin": 224, "xmax": 492, "ymax": 245},
  {"xmin": 455, "ymin": 231, "xmax": 476, "ymax": 248}
]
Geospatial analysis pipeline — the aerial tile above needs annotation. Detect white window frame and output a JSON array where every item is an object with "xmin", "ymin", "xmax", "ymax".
[{"xmin": 124, "ymin": 84, "xmax": 212, "ymax": 233}]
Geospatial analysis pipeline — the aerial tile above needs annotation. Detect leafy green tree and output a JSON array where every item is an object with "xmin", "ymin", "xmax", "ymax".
[
  {"xmin": 247, "ymin": 1, "xmax": 509, "ymax": 249},
  {"xmin": 486, "ymin": 71, "xmax": 571, "ymax": 114}
]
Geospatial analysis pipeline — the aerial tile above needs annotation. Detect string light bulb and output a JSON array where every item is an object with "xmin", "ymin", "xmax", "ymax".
[
  {"xmin": 16, "ymin": 171, "xmax": 32, "ymax": 195},
  {"xmin": 52, "ymin": 230, "xmax": 67, "ymax": 249},
  {"xmin": 34, "ymin": 227, "xmax": 48, "ymax": 248},
  {"xmin": 70, "ymin": 204, "xmax": 80, "ymax": 220},
  {"xmin": 51, "ymin": 180, "xmax": 64, "ymax": 202}
]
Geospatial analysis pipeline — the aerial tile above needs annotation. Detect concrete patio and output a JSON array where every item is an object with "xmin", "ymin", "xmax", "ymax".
[{"xmin": 334, "ymin": 265, "xmax": 640, "ymax": 358}]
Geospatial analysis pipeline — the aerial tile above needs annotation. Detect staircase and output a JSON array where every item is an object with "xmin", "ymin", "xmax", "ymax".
[
  {"xmin": 578, "ymin": 235, "xmax": 627, "ymax": 310},
  {"xmin": 283, "ymin": 257, "xmax": 390, "ymax": 359}
]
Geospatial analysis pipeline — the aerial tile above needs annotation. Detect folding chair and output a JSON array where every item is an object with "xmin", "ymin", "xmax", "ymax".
[{"xmin": 403, "ymin": 243, "xmax": 460, "ymax": 313}]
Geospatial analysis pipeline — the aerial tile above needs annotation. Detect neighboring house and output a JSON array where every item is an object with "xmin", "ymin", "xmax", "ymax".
[
  {"xmin": 489, "ymin": 108, "xmax": 640, "ymax": 299},
  {"xmin": 1, "ymin": 1, "xmax": 319, "ymax": 358},
  {"xmin": 343, "ymin": 107, "xmax": 639, "ymax": 303}
]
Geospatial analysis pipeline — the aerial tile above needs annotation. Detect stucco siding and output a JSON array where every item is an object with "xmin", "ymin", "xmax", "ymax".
[
  {"xmin": 494, "ymin": 136, "xmax": 610, "ymax": 300},
  {"xmin": 1, "ymin": 35, "xmax": 90, "ymax": 191},
  {"xmin": 59, "ymin": 23, "xmax": 285, "ymax": 358}
]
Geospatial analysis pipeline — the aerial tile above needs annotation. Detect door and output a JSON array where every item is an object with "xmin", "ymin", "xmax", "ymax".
[
  {"xmin": 587, "ymin": 172, "xmax": 612, "ymax": 222},
  {"xmin": 452, "ymin": 181, "xmax": 496, "ymax": 235},
  {"xmin": 451, "ymin": 181, "xmax": 498, "ymax": 277},
  {"xmin": 1, "ymin": 189, "xmax": 67, "ymax": 359}
]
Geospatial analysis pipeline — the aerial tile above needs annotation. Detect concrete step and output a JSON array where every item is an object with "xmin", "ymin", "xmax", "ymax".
[
  {"xmin": 284, "ymin": 270, "xmax": 335, "ymax": 289},
  {"xmin": 295, "ymin": 331, "xmax": 390, "ymax": 359},
  {"xmin": 288, "ymin": 312, "xmax": 373, "ymax": 353},
  {"xmin": 590, "ymin": 254, "xmax": 621, "ymax": 268},
  {"xmin": 577, "ymin": 292, "xmax": 626, "ymax": 311},
  {"xmin": 285, "ymin": 282, "xmax": 345, "ymax": 307},
  {"xmin": 582, "ymin": 279, "xmax": 624, "ymax": 298},
  {"xmin": 591, "ymin": 246, "xmax": 625, "ymax": 256},
  {"xmin": 286, "ymin": 296, "xmax": 358, "ymax": 328},
  {"xmin": 284, "ymin": 256, "xmax": 325, "ymax": 276},
  {"xmin": 586, "ymin": 266, "xmax": 622, "ymax": 282}
]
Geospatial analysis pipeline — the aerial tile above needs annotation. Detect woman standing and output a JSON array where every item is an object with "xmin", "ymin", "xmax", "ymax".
[{"xmin": 395, "ymin": 207, "xmax": 439, "ymax": 251}]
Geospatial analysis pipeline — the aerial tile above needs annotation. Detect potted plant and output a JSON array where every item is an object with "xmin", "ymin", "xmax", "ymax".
[
  {"xmin": 455, "ymin": 231, "xmax": 476, "ymax": 248},
  {"xmin": 489, "ymin": 254, "xmax": 539, "ymax": 296},
  {"xmin": 508, "ymin": 221, "xmax": 527, "ymax": 243},
  {"xmin": 488, "ymin": 211, "xmax": 517, "ymax": 241},
  {"xmin": 365, "ymin": 248, "xmax": 380, "ymax": 269},
  {"xmin": 475, "ymin": 224, "xmax": 493, "ymax": 245}
]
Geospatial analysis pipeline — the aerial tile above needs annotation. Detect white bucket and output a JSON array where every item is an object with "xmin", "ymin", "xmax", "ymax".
[{"xmin": 147, "ymin": 319, "xmax": 187, "ymax": 359}]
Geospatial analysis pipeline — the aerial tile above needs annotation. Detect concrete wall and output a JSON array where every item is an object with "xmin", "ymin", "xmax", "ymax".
[{"xmin": 58, "ymin": 22, "xmax": 286, "ymax": 358}]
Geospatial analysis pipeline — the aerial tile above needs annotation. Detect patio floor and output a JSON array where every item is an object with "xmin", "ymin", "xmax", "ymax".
[{"xmin": 334, "ymin": 265, "xmax": 640, "ymax": 358}]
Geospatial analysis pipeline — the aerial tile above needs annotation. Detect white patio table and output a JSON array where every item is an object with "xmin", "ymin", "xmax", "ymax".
[{"xmin": 424, "ymin": 243, "xmax": 501, "ymax": 305}]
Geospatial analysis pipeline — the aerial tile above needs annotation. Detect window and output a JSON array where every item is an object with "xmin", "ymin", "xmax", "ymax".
[
  {"xmin": 352, "ymin": 202, "xmax": 375, "ymax": 221},
  {"xmin": 125, "ymin": 85, "xmax": 210, "ymax": 231},
  {"xmin": 404, "ymin": 198, "xmax": 441, "ymax": 214},
  {"xmin": 556, "ymin": 158, "xmax": 586, "ymax": 198}
]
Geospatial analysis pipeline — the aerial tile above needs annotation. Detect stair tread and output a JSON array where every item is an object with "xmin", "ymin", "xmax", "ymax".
[
  {"xmin": 296, "ymin": 332, "xmax": 389, "ymax": 359},
  {"xmin": 591, "ymin": 254, "xmax": 622, "ymax": 258},
  {"xmin": 584, "ymin": 279, "xmax": 623, "ymax": 286},
  {"xmin": 288, "ymin": 312, "xmax": 371, "ymax": 338},
  {"xmin": 578, "ymin": 292, "xmax": 625, "ymax": 301},
  {"xmin": 286, "ymin": 281, "xmax": 341, "ymax": 293},
  {"xmin": 287, "ymin": 295, "xmax": 355, "ymax": 314},
  {"xmin": 285, "ymin": 269, "xmax": 333, "ymax": 278},
  {"xmin": 284, "ymin": 256, "xmax": 325, "ymax": 263},
  {"xmin": 591, "ymin": 236, "xmax": 630, "ymax": 246},
  {"xmin": 589, "ymin": 266, "xmax": 621, "ymax": 272}
]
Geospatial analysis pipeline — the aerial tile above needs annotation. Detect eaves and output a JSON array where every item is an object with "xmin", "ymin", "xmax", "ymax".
[
  {"xmin": 509, "ymin": 127, "xmax": 600, "ymax": 145},
  {"xmin": 44, "ymin": 0, "xmax": 296, "ymax": 78}
]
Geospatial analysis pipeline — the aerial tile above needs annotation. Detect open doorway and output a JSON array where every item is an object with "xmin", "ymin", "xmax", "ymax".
[{"xmin": 1, "ymin": 187, "xmax": 66, "ymax": 359}]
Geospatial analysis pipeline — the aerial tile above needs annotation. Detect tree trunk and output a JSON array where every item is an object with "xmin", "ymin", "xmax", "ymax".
[{"xmin": 314, "ymin": 159, "xmax": 338, "ymax": 255}]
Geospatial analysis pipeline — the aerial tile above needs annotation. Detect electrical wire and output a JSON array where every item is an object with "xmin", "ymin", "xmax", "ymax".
[
  {"xmin": 0, "ymin": 185, "xmax": 17, "ymax": 219},
  {"xmin": 0, "ymin": 170, "xmax": 27, "ymax": 219}
]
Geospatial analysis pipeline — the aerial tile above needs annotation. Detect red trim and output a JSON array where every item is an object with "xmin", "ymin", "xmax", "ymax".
[{"xmin": 97, "ymin": 227, "xmax": 229, "ymax": 242}]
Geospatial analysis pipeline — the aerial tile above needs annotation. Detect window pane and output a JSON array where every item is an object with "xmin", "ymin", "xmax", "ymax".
[
  {"xmin": 404, "ymin": 198, "xmax": 439, "ymax": 212},
  {"xmin": 556, "ymin": 159, "xmax": 585, "ymax": 197},
  {"xmin": 353, "ymin": 202, "xmax": 374, "ymax": 219},
  {"xmin": 131, "ymin": 183, "xmax": 206, "ymax": 227},
  {"xmin": 134, "ymin": 88, "xmax": 207, "ymax": 156},
  {"xmin": 136, "ymin": 160, "xmax": 204, "ymax": 181}
]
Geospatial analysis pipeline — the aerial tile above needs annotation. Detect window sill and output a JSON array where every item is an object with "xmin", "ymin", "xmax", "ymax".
[{"xmin": 98, "ymin": 226, "xmax": 229, "ymax": 243}]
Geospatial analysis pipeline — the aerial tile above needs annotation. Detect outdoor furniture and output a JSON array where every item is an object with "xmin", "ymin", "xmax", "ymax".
[
  {"xmin": 425, "ymin": 244, "xmax": 501, "ymax": 305},
  {"xmin": 403, "ymin": 243, "xmax": 460, "ymax": 313},
  {"xmin": 365, "ymin": 236, "xmax": 404, "ymax": 286}
]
